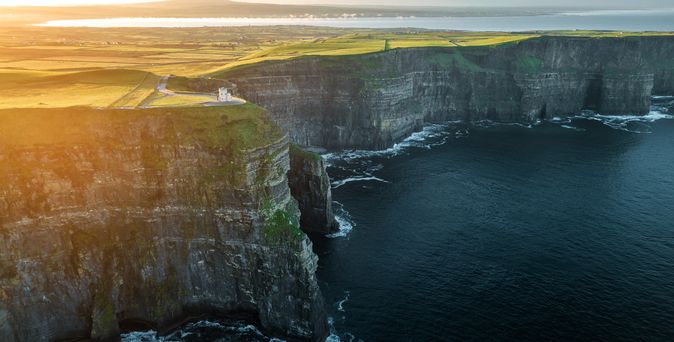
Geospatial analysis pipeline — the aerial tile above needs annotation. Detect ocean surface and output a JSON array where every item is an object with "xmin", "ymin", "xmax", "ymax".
[
  {"xmin": 37, "ymin": 9, "xmax": 674, "ymax": 31},
  {"xmin": 123, "ymin": 98, "xmax": 674, "ymax": 341},
  {"xmin": 317, "ymin": 97, "xmax": 674, "ymax": 341}
]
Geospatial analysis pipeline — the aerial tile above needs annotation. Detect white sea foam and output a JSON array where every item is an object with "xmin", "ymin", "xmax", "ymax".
[
  {"xmin": 325, "ymin": 317, "xmax": 340, "ymax": 342},
  {"xmin": 474, "ymin": 119, "xmax": 539, "ymax": 129},
  {"xmin": 560, "ymin": 124, "xmax": 586, "ymax": 132},
  {"xmin": 573, "ymin": 109, "xmax": 673, "ymax": 133},
  {"xmin": 324, "ymin": 122, "xmax": 455, "ymax": 163},
  {"xmin": 121, "ymin": 330, "xmax": 162, "ymax": 342},
  {"xmin": 336, "ymin": 291, "xmax": 351, "ymax": 312},
  {"xmin": 325, "ymin": 317, "xmax": 363, "ymax": 342},
  {"xmin": 331, "ymin": 176, "xmax": 390, "ymax": 189},
  {"xmin": 325, "ymin": 316, "xmax": 359, "ymax": 342},
  {"xmin": 328, "ymin": 202, "xmax": 355, "ymax": 239},
  {"xmin": 121, "ymin": 320, "xmax": 282, "ymax": 342},
  {"xmin": 325, "ymin": 124, "xmax": 459, "ymax": 238},
  {"xmin": 323, "ymin": 123, "xmax": 458, "ymax": 193}
]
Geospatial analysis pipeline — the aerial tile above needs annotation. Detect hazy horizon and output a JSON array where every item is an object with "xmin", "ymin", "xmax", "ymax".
[
  {"xmin": 233, "ymin": 0, "xmax": 674, "ymax": 9},
  {"xmin": 2, "ymin": 0, "xmax": 674, "ymax": 8}
]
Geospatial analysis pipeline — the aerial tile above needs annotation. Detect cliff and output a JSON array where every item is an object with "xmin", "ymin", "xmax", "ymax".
[
  {"xmin": 287, "ymin": 145, "xmax": 338, "ymax": 235},
  {"xmin": 222, "ymin": 36, "xmax": 674, "ymax": 150},
  {"xmin": 0, "ymin": 105, "xmax": 327, "ymax": 341}
]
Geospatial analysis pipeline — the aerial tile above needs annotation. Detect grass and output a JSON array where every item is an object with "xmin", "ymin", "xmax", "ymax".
[
  {"xmin": 110, "ymin": 72, "xmax": 160, "ymax": 107},
  {"xmin": 290, "ymin": 143, "xmax": 321, "ymax": 163},
  {"xmin": 148, "ymin": 94, "xmax": 215, "ymax": 107},
  {"xmin": 0, "ymin": 103, "xmax": 280, "ymax": 149},
  {"xmin": 0, "ymin": 26, "xmax": 672, "ymax": 109},
  {"xmin": 388, "ymin": 39, "xmax": 455, "ymax": 49},
  {"xmin": 0, "ymin": 69, "xmax": 152, "ymax": 108},
  {"xmin": 210, "ymin": 32, "xmax": 543, "ymax": 74},
  {"xmin": 544, "ymin": 30, "xmax": 674, "ymax": 38},
  {"xmin": 457, "ymin": 35, "xmax": 539, "ymax": 46},
  {"xmin": 166, "ymin": 76, "xmax": 192, "ymax": 93},
  {"xmin": 260, "ymin": 199, "xmax": 304, "ymax": 247}
]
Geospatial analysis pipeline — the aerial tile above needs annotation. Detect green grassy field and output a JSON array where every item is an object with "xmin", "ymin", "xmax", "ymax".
[
  {"xmin": 148, "ymin": 94, "xmax": 216, "ymax": 107},
  {"xmin": 0, "ymin": 69, "xmax": 154, "ymax": 108},
  {"xmin": 0, "ymin": 103, "xmax": 279, "ymax": 150}
]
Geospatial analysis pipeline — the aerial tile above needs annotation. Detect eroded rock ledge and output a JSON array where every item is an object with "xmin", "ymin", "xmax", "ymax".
[{"xmin": 288, "ymin": 144, "xmax": 338, "ymax": 235}]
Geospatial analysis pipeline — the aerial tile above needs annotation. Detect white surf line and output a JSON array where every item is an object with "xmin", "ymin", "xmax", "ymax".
[
  {"xmin": 336, "ymin": 291, "xmax": 351, "ymax": 312},
  {"xmin": 331, "ymin": 176, "xmax": 390, "ymax": 189}
]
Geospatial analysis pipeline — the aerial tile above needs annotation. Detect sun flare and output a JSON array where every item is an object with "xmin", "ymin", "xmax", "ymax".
[{"xmin": 0, "ymin": 0, "xmax": 162, "ymax": 6}]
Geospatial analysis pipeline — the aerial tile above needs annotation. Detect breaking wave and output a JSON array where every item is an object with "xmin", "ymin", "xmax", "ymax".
[
  {"xmin": 324, "ymin": 123, "xmax": 460, "ymax": 190},
  {"xmin": 324, "ymin": 122, "xmax": 457, "ymax": 164},
  {"xmin": 325, "ymin": 318, "xmax": 359, "ymax": 342},
  {"xmin": 473, "ymin": 119, "xmax": 540, "ymax": 129},
  {"xmin": 551, "ymin": 108, "xmax": 673, "ymax": 134},
  {"xmin": 331, "ymin": 175, "xmax": 389, "ymax": 189},
  {"xmin": 325, "ymin": 292, "xmax": 359, "ymax": 342},
  {"xmin": 324, "ymin": 123, "xmax": 462, "ymax": 239},
  {"xmin": 336, "ymin": 291, "xmax": 351, "ymax": 312},
  {"xmin": 328, "ymin": 202, "xmax": 356, "ymax": 239},
  {"xmin": 121, "ymin": 320, "xmax": 283, "ymax": 342}
]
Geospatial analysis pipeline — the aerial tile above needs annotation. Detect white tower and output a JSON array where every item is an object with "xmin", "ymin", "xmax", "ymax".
[{"xmin": 218, "ymin": 87, "xmax": 233, "ymax": 102}]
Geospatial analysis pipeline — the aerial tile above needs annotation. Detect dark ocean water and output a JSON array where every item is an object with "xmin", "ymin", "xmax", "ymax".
[
  {"xmin": 123, "ymin": 99, "xmax": 674, "ymax": 341},
  {"xmin": 316, "ymin": 98, "xmax": 674, "ymax": 342}
]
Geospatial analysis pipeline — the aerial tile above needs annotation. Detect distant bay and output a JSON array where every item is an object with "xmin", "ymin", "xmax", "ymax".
[{"xmin": 36, "ymin": 9, "xmax": 674, "ymax": 31}]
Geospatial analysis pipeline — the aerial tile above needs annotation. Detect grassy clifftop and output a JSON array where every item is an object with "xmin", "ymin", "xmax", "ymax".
[{"xmin": 0, "ymin": 104, "xmax": 280, "ymax": 151}]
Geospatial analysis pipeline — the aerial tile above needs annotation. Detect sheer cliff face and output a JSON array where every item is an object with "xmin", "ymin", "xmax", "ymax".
[
  {"xmin": 0, "ymin": 107, "xmax": 327, "ymax": 341},
  {"xmin": 227, "ymin": 36, "xmax": 674, "ymax": 150},
  {"xmin": 288, "ymin": 145, "xmax": 338, "ymax": 235}
]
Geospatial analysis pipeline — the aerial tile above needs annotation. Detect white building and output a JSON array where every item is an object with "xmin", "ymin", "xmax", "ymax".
[{"xmin": 218, "ymin": 87, "xmax": 233, "ymax": 102}]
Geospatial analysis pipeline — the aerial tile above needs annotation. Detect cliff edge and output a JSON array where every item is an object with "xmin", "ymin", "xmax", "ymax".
[
  {"xmin": 222, "ymin": 36, "xmax": 674, "ymax": 150},
  {"xmin": 0, "ymin": 105, "xmax": 328, "ymax": 341}
]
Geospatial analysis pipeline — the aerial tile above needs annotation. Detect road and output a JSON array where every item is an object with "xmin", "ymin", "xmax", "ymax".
[{"xmin": 153, "ymin": 75, "xmax": 246, "ymax": 106}]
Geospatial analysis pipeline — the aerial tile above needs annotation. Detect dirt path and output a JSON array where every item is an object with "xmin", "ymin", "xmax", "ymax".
[{"xmin": 140, "ymin": 75, "xmax": 246, "ymax": 108}]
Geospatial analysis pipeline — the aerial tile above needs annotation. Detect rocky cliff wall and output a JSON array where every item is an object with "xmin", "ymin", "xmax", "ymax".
[
  {"xmin": 0, "ymin": 106, "xmax": 327, "ymax": 341},
  {"xmin": 224, "ymin": 36, "xmax": 674, "ymax": 150},
  {"xmin": 288, "ymin": 145, "xmax": 338, "ymax": 235}
]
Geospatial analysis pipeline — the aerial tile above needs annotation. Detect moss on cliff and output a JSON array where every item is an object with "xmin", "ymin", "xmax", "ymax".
[
  {"xmin": 289, "ymin": 143, "xmax": 321, "ymax": 163},
  {"xmin": 263, "ymin": 208, "xmax": 304, "ymax": 246},
  {"xmin": 429, "ymin": 50, "xmax": 484, "ymax": 72},
  {"xmin": 261, "ymin": 200, "xmax": 304, "ymax": 247},
  {"xmin": 516, "ymin": 55, "xmax": 543, "ymax": 74}
]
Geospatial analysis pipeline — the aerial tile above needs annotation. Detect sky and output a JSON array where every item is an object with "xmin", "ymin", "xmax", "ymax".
[
  {"xmin": 233, "ymin": 0, "xmax": 674, "ymax": 7},
  {"xmin": 0, "ymin": 0, "xmax": 672, "ymax": 7},
  {"xmin": 0, "ymin": 0, "xmax": 162, "ymax": 6}
]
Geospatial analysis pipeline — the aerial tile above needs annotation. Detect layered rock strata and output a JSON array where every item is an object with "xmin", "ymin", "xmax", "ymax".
[
  {"xmin": 0, "ymin": 106, "xmax": 328, "ymax": 342},
  {"xmin": 225, "ymin": 36, "xmax": 674, "ymax": 150}
]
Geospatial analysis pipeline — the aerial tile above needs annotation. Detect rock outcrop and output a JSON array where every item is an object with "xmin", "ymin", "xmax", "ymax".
[
  {"xmin": 0, "ymin": 106, "xmax": 327, "ymax": 341},
  {"xmin": 288, "ymin": 145, "xmax": 338, "ymax": 235},
  {"xmin": 223, "ymin": 36, "xmax": 674, "ymax": 150}
]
